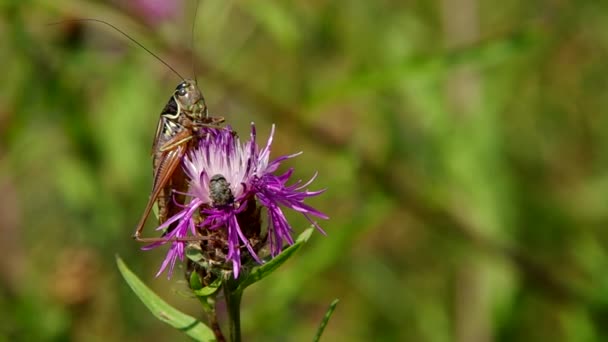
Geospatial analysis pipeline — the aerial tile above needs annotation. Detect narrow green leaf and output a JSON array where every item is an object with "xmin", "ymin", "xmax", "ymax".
[
  {"xmin": 189, "ymin": 271, "xmax": 204, "ymax": 291},
  {"xmin": 116, "ymin": 256, "xmax": 216, "ymax": 342},
  {"xmin": 193, "ymin": 277, "xmax": 222, "ymax": 298},
  {"xmin": 313, "ymin": 299, "xmax": 339, "ymax": 342},
  {"xmin": 237, "ymin": 227, "xmax": 314, "ymax": 291}
]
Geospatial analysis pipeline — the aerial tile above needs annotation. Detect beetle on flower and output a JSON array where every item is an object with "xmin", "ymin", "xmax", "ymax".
[{"xmin": 143, "ymin": 124, "xmax": 327, "ymax": 278}]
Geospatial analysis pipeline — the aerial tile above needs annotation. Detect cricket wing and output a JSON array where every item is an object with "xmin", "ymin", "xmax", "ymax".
[{"xmin": 133, "ymin": 143, "xmax": 187, "ymax": 238}]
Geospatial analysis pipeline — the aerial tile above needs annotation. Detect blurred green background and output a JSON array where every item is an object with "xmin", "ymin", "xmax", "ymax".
[{"xmin": 2, "ymin": 0, "xmax": 608, "ymax": 341}]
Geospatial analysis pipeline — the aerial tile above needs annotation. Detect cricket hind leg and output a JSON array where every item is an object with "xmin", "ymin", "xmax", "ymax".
[
  {"xmin": 192, "ymin": 116, "xmax": 226, "ymax": 129},
  {"xmin": 159, "ymin": 134, "xmax": 193, "ymax": 152}
]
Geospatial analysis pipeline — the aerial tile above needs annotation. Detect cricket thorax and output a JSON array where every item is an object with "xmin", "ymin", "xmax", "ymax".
[{"xmin": 161, "ymin": 118, "xmax": 183, "ymax": 139}]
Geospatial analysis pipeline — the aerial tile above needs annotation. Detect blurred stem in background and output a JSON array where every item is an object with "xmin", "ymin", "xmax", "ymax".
[{"xmin": 440, "ymin": 0, "xmax": 491, "ymax": 341}]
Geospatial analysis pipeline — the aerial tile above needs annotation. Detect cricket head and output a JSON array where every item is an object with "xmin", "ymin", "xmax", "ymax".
[{"xmin": 174, "ymin": 79, "xmax": 208, "ymax": 120}]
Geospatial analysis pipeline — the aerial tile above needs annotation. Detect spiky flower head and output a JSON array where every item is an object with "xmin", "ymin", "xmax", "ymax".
[{"xmin": 145, "ymin": 124, "xmax": 327, "ymax": 278}]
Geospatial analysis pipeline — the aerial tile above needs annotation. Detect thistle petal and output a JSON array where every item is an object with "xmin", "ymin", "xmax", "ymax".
[{"xmin": 144, "ymin": 124, "xmax": 327, "ymax": 278}]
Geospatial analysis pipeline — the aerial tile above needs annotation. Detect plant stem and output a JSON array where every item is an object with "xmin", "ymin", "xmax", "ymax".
[
  {"xmin": 209, "ymin": 310, "xmax": 226, "ymax": 342},
  {"xmin": 224, "ymin": 286, "xmax": 243, "ymax": 342},
  {"xmin": 199, "ymin": 295, "xmax": 226, "ymax": 342}
]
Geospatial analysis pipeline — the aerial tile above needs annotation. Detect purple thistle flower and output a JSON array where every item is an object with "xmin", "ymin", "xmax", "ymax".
[
  {"xmin": 130, "ymin": 0, "xmax": 182, "ymax": 24},
  {"xmin": 146, "ymin": 124, "xmax": 327, "ymax": 278}
]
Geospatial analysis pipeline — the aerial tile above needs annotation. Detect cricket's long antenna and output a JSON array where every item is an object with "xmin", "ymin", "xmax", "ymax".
[
  {"xmin": 48, "ymin": 19, "xmax": 185, "ymax": 80},
  {"xmin": 191, "ymin": 0, "xmax": 201, "ymax": 85}
]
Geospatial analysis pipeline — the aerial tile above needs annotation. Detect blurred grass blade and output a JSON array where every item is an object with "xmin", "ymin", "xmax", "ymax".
[
  {"xmin": 237, "ymin": 227, "xmax": 314, "ymax": 291},
  {"xmin": 116, "ymin": 256, "xmax": 215, "ymax": 342},
  {"xmin": 244, "ymin": 2, "xmax": 298, "ymax": 49},
  {"xmin": 310, "ymin": 30, "xmax": 537, "ymax": 109},
  {"xmin": 313, "ymin": 299, "xmax": 339, "ymax": 342}
]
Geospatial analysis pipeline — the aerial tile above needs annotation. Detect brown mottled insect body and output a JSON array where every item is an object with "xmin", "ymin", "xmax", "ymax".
[{"xmin": 134, "ymin": 80, "xmax": 225, "ymax": 241}]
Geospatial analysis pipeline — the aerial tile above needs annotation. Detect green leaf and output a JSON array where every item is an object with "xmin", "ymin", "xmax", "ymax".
[
  {"xmin": 186, "ymin": 245, "xmax": 205, "ymax": 263},
  {"xmin": 237, "ymin": 227, "xmax": 314, "ymax": 291},
  {"xmin": 189, "ymin": 271, "xmax": 204, "ymax": 291},
  {"xmin": 193, "ymin": 277, "xmax": 222, "ymax": 298},
  {"xmin": 313, "ymin": 299, "xmax": 339, "ymax": 342},
  {"xmin": 116, "ymin": 256, "xmax": 216, "ymax": 342}
]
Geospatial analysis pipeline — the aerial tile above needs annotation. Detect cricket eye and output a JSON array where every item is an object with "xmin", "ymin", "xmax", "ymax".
[
  {"xmin": 175, "ymin": 81, "xmax": 190, "ymax": 96},
  {"xmin": 177, "ymin": 88, "xmax": 187, "ymax": 97}
]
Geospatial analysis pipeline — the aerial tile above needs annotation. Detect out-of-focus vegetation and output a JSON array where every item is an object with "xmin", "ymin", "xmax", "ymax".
[{"xmin": 1, "ymin": 0, "xmax": 608, "ymax": 341}]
